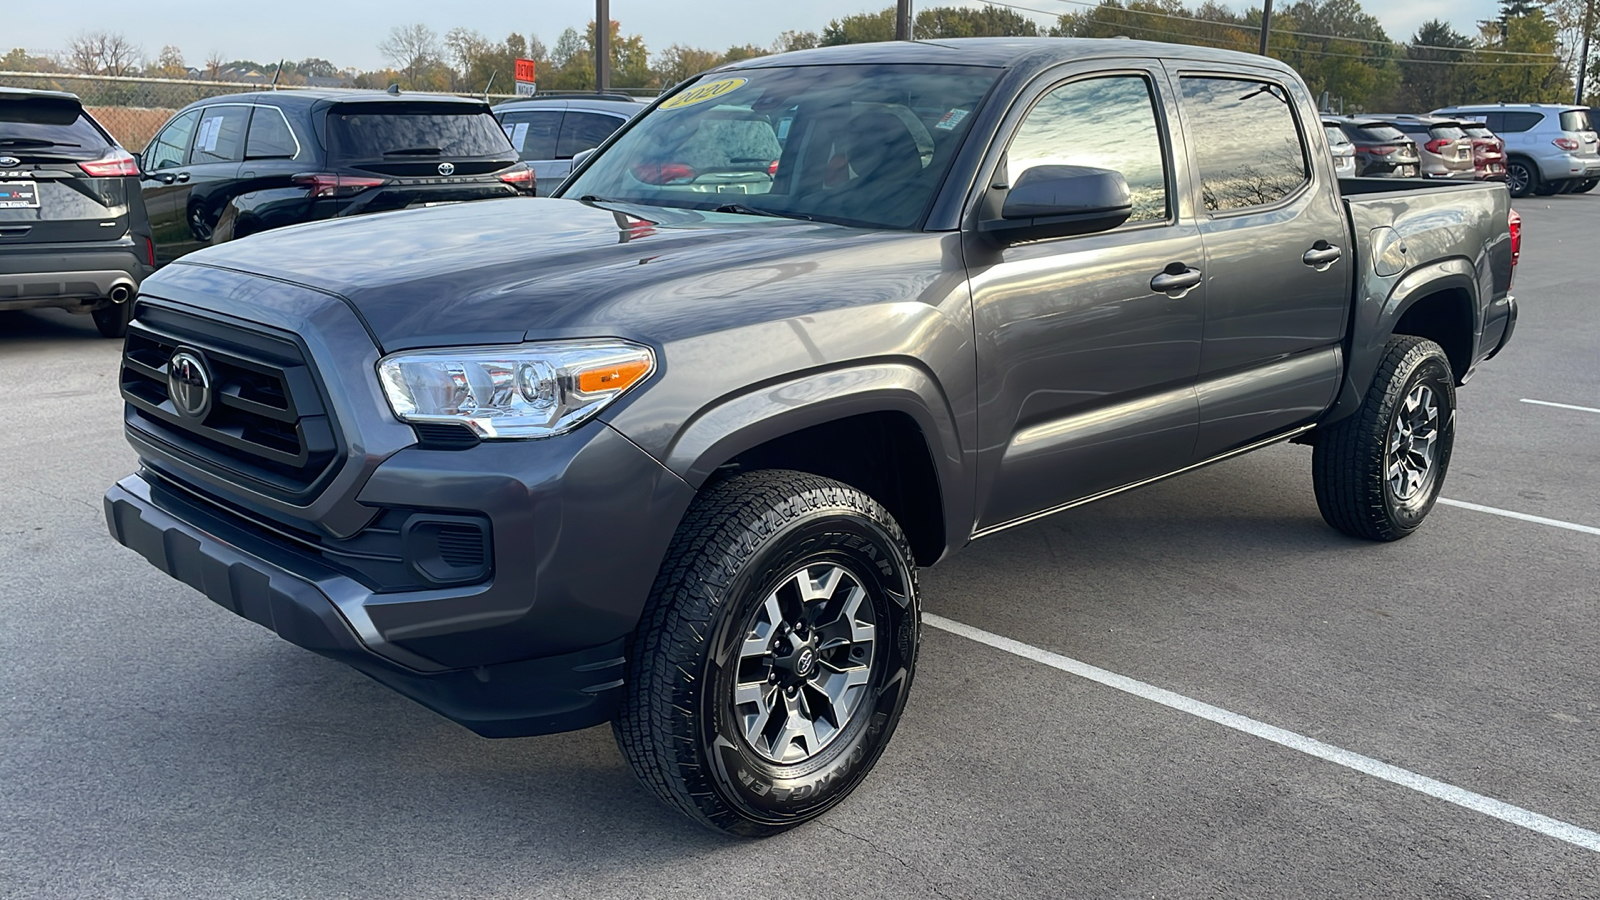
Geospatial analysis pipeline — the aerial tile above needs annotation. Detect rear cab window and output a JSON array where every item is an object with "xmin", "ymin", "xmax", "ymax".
[
  {"xmin": 0, "ymin": 96, "xmax": 113, "ymax": 160},
  {"xmin": 1179, "ymin": 76, "xmax": 1309, "ymax": 212},
  {"xmin": 325, "ymin": 104, "xmax": 514, "ymax": 160}
]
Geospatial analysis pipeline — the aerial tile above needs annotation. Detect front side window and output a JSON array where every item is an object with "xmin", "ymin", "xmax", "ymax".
[
  {"xmin": 499, "ymin": 110, "xmax": 561, "ymax": 160},
  {"xmin": 1180, "ymin": 77, "xmax": 1308, "ymax": 212},
  {"xmin": 562, "ymin": 64, "xmax": 998, "ymax": 230},
  {"xmin": 556, "ymin": 112, "xmax": 625, "ymax": 159},
  {"xmin": 1006, "ymin": 75, "xmax": 1169, "ymax": 224},
  {"xmin": 146, "ymin": 109, "xmax": 200, "ymax": 170},
  {"xmin": 191, "ymin": 105, "xmax": 251, "ymax": 164}
]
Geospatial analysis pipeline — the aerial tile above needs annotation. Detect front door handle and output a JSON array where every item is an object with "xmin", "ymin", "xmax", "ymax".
[
  {"xmin": 1303, "ymin": 241, "xmax": 1342, "ymax": 270},
  {"xmin": 174, "ymin": 171, "xmax": 191, "ymax": 183},
  {"xmin": 1151, "ymin": 262, "xmax": 1203, "ymax": 296}
]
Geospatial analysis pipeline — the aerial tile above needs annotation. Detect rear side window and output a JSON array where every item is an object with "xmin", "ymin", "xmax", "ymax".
[
  {"xmin": 1499, "ymin": 112, "xmax": 1543, "ymax": 133},
  {"xmin": 1180, "ymin": 77, "xmax": 1308, "ymax": 212},
  {"xmin": 326, "ymin": 106, "xmax": 513, "ymax": 159},
  {"xmin": 245, "ymin": 107, "xmax": 298, "ymax": 159},
  {"xmin": 556, "ymin": 112, "xmax": 625, "ymax": 159},
  {"xmin": 0, "ymin": 97, "xmax": 112, "ymax": 155},
  {"xmin": 146, "ymin": 109, "xmax": 200, "ymax": 170},
  {"xmin": 1008, "ymin": 75, "xmax": 1169, "ymax": 224},
  {"xmin": 499, "ymin": 110, "xmax": 561, "ymax": 160},
  {"xmin": 1354, "ymin": 124, "xmax": 1406, "ymax": 142},
  {"xmin": 1560, "ymin": 109, "xmax": 1592, "ymax": 131},
  {"xmin": 191, "ymin": 105, "xmax": 250, "ymax": 164}
]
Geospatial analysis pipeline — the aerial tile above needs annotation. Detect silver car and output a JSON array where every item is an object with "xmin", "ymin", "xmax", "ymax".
[
  {"xmin": 1323, "ymin": 118, "xmax": 1357, "ymax": 178},
  {"xmin": 492, "ymin": 94, "xmax": 648, "ymax": 194},
  {"xmin": 1433, "ymin": 103, "xmax": 1600, "ymax": 197},
  {"xmin": 1370, "ymin": 116, "xmax": 1476, "ymax": 180}
]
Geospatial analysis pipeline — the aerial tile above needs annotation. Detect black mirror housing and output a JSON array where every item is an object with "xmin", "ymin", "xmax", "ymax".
[{"xmin": 983, "ymin": 165, "xmax": 1133, "ymax": 242}]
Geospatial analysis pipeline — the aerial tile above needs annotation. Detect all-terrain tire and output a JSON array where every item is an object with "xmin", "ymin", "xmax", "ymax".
[
  {"xmin": 1312, "ymin": 336, "xmax": 1456, "ymax": 541},
  {"xmin": 613, "ymin": 469, "xmax": 920, "ymax": 837}
]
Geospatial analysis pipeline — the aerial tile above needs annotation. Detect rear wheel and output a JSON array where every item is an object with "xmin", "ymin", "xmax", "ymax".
[
  {"xmin": 1312, "ymin": 336, "xmax": 1455, "ymax": 542},
  {"xmin": 1505, "ymin": 158, "xmax": 1538, "ymax": 198},
  {"xmin": 92, "ymin": 301, "xmax": 131, "ymax": 339},
  {"xmin": 614, "ymin": 470, "xmax": 920, "ymax": 836}
]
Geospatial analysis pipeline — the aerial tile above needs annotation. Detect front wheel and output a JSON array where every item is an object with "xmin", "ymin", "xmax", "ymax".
[
  {"xmin": 1312, "ymin": 336, "xmax": 1456, "ymax": 541},
  {"xmin": 614, "ymin": 470, "xmax": 920, "ymax": 836}
]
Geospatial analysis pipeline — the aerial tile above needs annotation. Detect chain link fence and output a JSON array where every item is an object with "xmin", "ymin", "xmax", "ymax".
[{"xmin": 0, "ymin": 71, "xmax": 522, "ymax": 152}]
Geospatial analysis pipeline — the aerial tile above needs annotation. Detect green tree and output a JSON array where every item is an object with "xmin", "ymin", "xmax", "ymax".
[
  {"xmin": 1399, "ymin": 20, "xmax": 1473, "ymax": 109},
  {"xmin": 773, "ymin": 30, "xmax": 820, "ymax": 52},
  {"xmin": 821, "ymin": 8, "xmax": 896, "ymax": 44},
  {"xmin": 654, "ymin": 44, "xmax": 723, "ymax": 87},
  {"xmin": 1471, "ymin": 10, "xmax": 1569, "ymax": 102},
  {"xmin": 916, "ymin": 6, "xmax": 1040, "ymax": 37}
]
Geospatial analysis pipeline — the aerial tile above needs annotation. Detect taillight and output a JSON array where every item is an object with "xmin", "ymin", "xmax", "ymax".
[
  {"xmin": 78, "ymin": 151, "xmax": 139, "ymax": 177},
  {"xmin": 1368, "ymin": 145, "xmax": 1397, "ymax": 156},
  {"xmin": 1508, "ymin": 209, "xmax": 1521, "ymax": 271},
  {"xmin": 767, "ymin": 159, "xmax": 780, "ymax": 176},
  {"xmin": 292, "ymin": 173, "xmax": 387, "ymax": 198},
  {"xmin": 143, "ymin": 236, "xmax": 154, "ymax": 268},
  {"xmin": 1553, "ymin": 137, "xmax": 1581, "ymax": 151},
  {"xmin": 1424, "ymin": 139, "xmax": 1449, "ymax": 154},
  {"xmin": 631, "ymin": 162, "xmax": 696, "ymax": 185},
  {"xmin": 498, "ymin": 166, "xmax": 536, "ymax": 194}
]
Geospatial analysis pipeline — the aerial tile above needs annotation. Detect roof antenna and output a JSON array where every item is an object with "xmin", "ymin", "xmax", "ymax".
[
  {"xmin": 270, "ymin": 58, "xmax": 283, "ymax": 90},
  {"xmin": 483, "ymin": 71, "xmax": 496, "ymax": 101},
  {"xmin": 387, "ymin": 83, "xmax": 402, "ymax": 95}
]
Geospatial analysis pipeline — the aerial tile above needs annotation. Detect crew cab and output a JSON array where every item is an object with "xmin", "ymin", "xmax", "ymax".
[{"xmin": 104, "ymin": 39, "xmax": 1517, "ymax": 837}]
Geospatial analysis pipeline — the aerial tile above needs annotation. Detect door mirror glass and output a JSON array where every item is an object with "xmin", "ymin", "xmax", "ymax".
[
  {"xmin": 985, "ymin": 165, "xmax": 1131, "ymax": 241},
  {"xmin": 571, "ymin": 147, "xmax": 597, "ymax": 168}
]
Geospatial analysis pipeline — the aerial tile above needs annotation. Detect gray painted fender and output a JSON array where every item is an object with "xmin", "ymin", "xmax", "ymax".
[{"xmin": 659, "ymin": 361, "xmax": 972, "ymax": 562}]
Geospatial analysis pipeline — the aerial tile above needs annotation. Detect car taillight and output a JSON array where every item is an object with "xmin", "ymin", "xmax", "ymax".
[
  {"xmin": 78, "ymin": 151, "xmax": 139, "ymax": 177},
  {"xmin": 631, "ymin": 162, "xmax": 696, "ymax": 185},
  {"xmin": 1508, "ymin": 209, "xmax": 1521, "ymax": 271},
  {"xmin": 291, "ymin": 173, "xmax": 387, "ymax": 198},
  {"xmin": 143, "ymin": 235, "xmax": 154, "ymax": 268},
  {"xmin": 767, "ymin": 160, "xmax": 780, "ymax": 176},
  {"xmin": 1424, "ymin": 139, "xmax": 1449, "ymax": 154},
  {"xmin": 1553, "ymin": 137, "xmax": 1581, "ymax": 151},
  {"xmin": 1368, "ymin": 145, "xmax": 1397, "ymax": 156},
  {"xmin": 499, "ymin": 166, "xmax": 536, "ymax": 194}
]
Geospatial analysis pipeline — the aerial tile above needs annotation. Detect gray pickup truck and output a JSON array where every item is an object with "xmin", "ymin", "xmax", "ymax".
[{"xmin": 104, "ymin": 39, "xmax": 1518, "ymax": 836}]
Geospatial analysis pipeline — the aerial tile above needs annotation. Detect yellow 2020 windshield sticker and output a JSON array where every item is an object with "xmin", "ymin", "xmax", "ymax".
[{"xmin": 660, "ymin": 78, "xmax": 748, "ymax": 110}]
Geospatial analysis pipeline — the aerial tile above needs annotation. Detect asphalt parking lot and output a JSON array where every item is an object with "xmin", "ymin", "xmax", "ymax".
[{"xmin": 2, "ymin": 193, "xmax": 1596, "ymax": 899}]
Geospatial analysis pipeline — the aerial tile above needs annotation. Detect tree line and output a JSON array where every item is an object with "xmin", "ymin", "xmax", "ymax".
[{"xmin": 5, "ymin": 1, "xmax": 1595, "ymax": 109}]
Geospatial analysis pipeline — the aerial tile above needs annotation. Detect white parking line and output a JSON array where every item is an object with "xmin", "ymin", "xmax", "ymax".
[
  {"xmin": 1438, "ymin": 498, "xmax": 1600, "ymax": 537},
  {"xmin": 922, "ymin": 612, "xmax": 1600, "ymax": 854},
  {"xmin": 1520, "ymin": 398, "xmax": 1600, "ymax": 415}
]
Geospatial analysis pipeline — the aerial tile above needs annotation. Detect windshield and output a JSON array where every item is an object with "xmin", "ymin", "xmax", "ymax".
[
  {"xmin": 1354, "ymin": 124, "xmax": 1406, "ymax": 143},
  {"xmin": 1462, "ymin": 124, "xmax": 1493, "ymax": 138},
  {"xmin": 561, "ymin": 64, "xmax": 998, "ymax": 229},
  {"xmin": 0, "ymin": 98, "xmax": 112, "ymax": 158},
  {"xmin": 1560, "ymin": 109, "xmax": 1592, "ymax": 132},
  {"xmin": 1428, "ymin": 125, "xmax": 1466, "ymax": 140},
  {"xmin": 326, "ymin": 105, "xmax": 513, "ymax": 159},
  {"xmin": 1323, "ymin": 125, "xmax": 1352, "ymax": 148}
]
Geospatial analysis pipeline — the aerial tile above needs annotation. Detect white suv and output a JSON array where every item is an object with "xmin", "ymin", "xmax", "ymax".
[{"xmin": 1433, "ymin": 103, "xmax": 1600, "ymax": 197}]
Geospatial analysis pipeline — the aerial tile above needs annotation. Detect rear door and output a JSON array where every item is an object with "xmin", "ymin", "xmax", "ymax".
[
  {"xmin": 496, "ymin": 107, "xmax": 564, "ymax": 184},
  {"xmin": 1172, "ymin": 70, "xmax": 1348, "ymax": 459},
  {"xmin": 0, "ymin": 93, "xmax": 133, "ymax": 248},
  {"xmin": 177, "ymin": 104, "xmax": 249, "ymax": 253}
]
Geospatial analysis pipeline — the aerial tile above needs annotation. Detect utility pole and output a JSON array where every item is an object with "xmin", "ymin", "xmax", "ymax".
[
  {"xmin": 596, "ymin": 0, "xmax": 611, "ymax": 92},
  {"xmin": 896, "ymin": 0, "xmax": 913, "ymax": 41},
  {"xmin": 1577, "ymin": 0, "xmax": 1595, "ymax": 105},
  {"xmin": 1258, "ymin": 0, "xmax": 1274, "ymax": 55}
]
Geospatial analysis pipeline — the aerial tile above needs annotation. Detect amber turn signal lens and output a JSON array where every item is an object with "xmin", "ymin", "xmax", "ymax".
[{"xmin": 576, "ymin": 358, "xmax": 651, "ymax": 394}]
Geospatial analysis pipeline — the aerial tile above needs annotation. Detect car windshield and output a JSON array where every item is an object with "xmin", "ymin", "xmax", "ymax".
[
  {"xmin": 1354, "ymin": 124, "xmax": 1406, "ymax": 142},
  {"xmin": 1560, "ymin": 109, "xmax": 1592, "ymax": 132},
  {"xmin": 1324, "ymin": 125, "xmax": 1352, "ymax": 148},
  {"xmin": 326, "ymin": 104, "xmax": 513, "ymax": 159},
  {"xmin": 0, "ymin": 97, "xmax": 111, "ymax": 158},
  {"xmin": 562, "ymin": 64, "xmax": 998, "ymax": 229},
  {"xmin": 1428, "ymin": 125, "xmax": 1466, "ymax": 140},
  {"xmin": 1462, "ymin": 125, "xmax": 1493, "ymax": 138}
]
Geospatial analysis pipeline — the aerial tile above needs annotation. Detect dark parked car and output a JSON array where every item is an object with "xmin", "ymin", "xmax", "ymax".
[
  {"xmin": 492, "ymin": 93, "xmax": 646, "ymax": 192},
  {"xmin": 138, "ymin": 89, "xmax": 534, "ymax": 265},
  {"xmin": 107, "ymin": 39, "xmax": 1517, "ymax": 836},
  {"xmin": 1460, "ymin": 121, "xmax": 1508, "ymax": 181},
  {"xmin": 0, "ymin": 87, "xmax": 153, "ymax": 337},
  {"xmin": 1330, "ymin": 117, "xmax": 1421, "ymax": 177}
]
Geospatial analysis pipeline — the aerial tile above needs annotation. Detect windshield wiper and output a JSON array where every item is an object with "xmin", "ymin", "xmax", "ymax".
[
  {"xmin": 0, "ymin": 138, "xmax": 80, "ymax": 148},
  {"xmin": 382, "ymin": 146, "xmax": 444, "ymax": 156},
  {"xmin": 712, "ymin": 203, "xmax": 811, "ymax": 221}
]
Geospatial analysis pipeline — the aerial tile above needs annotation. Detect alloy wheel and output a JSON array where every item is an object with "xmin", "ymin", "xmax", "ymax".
[
  {"xmin": 1506, "ymin": 163, "xmax": 1530, "ymax": 196},
  {"xmin": 1386, "ymin": 383, "xmax": 1440, "ymax": 501}
]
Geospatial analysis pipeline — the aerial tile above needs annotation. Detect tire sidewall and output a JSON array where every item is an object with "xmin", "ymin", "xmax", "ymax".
[
  {"xmin": 701, "ymin": 509, "xmax": 918, "ymax": 826},
  {"xmin": 1381, "ymin": 350, "xmax": 1455, "ymax": 532}
]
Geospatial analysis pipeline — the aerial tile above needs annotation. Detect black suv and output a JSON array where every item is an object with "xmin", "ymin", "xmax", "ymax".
[
  {"xmin": 1, "ymin": 87, "xmax": 154, "ymax": 337},
  {"xmin": 139, "ymin": 90, "xmax": 534, "ymax": 266}
]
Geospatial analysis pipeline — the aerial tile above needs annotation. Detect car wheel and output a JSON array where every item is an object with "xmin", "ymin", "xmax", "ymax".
[
  {"xmin": 1312, "ymin": 336, "xmax": 1456, "ymax": 542},
  {"xmin": 1575, "ymin": 178, "xmax": 1599, "ymax": 193},
  {"xmin": 92, "ymin": 301, "xmax": 132, "ymax": 339},
  {"xmin": 614, "ymin": 469, "xmax": 920, "ymax": 837},
  {"xmin": 1505, "ymin": 159, "xmax": 1538, "ymax": 198}
]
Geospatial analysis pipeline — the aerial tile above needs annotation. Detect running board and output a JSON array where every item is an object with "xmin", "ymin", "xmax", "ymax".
[{"xmin": 970, "ymin": 423, "xmax": 1317, "ymax": 540}]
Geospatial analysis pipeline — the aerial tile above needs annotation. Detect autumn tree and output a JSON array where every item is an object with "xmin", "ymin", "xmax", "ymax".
[
  {"xmin": 68, "ymin": 30, "xmax": 142, "ymax": 76},
  {"xmin": 379, "ymin": 23, "xmax": 447, "ymax": 89},
  {"xmin": 654, "ymin": 44, "xmax": 724, "ymax": 86}
]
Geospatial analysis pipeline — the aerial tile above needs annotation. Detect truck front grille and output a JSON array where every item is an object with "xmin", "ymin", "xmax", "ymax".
[{"xmin": 120, "ymin": 304, "xmax": 342, "ymax": 504}]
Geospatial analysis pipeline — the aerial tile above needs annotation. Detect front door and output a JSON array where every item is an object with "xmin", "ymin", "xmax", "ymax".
[
  {"xmin": 140, "ymin": 109, "xmax": 199, "ymax": 265},
  {"xmin": 969, "ymin": 65, "xmax": 1206, "ymax": 532}
]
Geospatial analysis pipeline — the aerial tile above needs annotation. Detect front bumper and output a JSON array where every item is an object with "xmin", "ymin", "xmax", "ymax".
[{"xmin": 106, "ymin": 468, "xmax": 646, "ymax": 737}]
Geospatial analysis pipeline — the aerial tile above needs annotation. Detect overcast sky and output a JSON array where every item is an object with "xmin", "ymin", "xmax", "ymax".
[{"xmin": 10, "ymin": 0, "xmax": 1505, "ymax": 72}]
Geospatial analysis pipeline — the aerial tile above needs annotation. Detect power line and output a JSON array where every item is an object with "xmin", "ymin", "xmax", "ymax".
[
  {"xmin": 982, "ymin": 0, "xmax": 1560, "ymax": 59},
  {"xmin": 979, "ymin": 0, "xmax": 1564, "ymax": 66}
]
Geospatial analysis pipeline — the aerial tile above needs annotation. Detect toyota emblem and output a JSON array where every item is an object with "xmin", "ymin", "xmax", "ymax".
[
  {"xmin": 0, "ymin": 156, "xmax": 19, "ymax": 167},
  {"xmin": 437, "ymin": 162, "xmax": 456, "ymax": 176},
  {"xmin": 167, "ymin": 349, "xmax": 213, "ymax": 420}
]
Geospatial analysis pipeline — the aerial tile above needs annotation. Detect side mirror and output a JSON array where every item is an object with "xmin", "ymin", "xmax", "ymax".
[
  {"xmin": 131, "ymin": 151, "xmax": 144, "ymax": 174},
  {"xmin": 983, "ymin": 165, "xmax": 1132, "ymax": 242},
  {"xmin": 571, "ymin": 148, "xmax": 597, "ymax": 168}
]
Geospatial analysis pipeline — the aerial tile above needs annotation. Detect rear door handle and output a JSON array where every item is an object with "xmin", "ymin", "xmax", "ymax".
[
  {"xmin": 1151, "ymin": 262, "xmax": 1203, "ymax": 296},
  {"xmin": 1303, "ymin": 241, "xmax": 1342, "ymax": 269}
]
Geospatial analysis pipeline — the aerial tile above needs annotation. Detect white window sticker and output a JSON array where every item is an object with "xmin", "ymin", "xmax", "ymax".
[
  {"xmin": 935, "ymin": 109, "xmax": 969, "ymax": 131},
  {"xmin": 198, "ymin": 115, "xmax": 223, "ymax": 152},
  {"xmin": 510, "ymin": 122, "xmax": 529, "ymax": 151}
]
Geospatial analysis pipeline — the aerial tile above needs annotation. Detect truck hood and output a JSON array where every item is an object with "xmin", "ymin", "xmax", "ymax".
[{"xmin": 164, "ymin": 197, "xmax": 924, "ymax": 351}]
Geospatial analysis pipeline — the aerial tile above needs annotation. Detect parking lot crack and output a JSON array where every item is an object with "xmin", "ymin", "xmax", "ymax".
[{"xmin": 820, "ymin": 822, "xmax": 959, "ymax": 899}]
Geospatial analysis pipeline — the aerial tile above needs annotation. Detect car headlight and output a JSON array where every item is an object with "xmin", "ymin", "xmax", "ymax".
[{"xmin": 377, "ymin": 340, "xmax": 655, "ymax": 439}]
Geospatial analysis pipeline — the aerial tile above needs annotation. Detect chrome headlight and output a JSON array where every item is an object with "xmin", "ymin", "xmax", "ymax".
[{"xmin": 377, "ymin": 340, "xmax": 655, "ymax": 439}]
